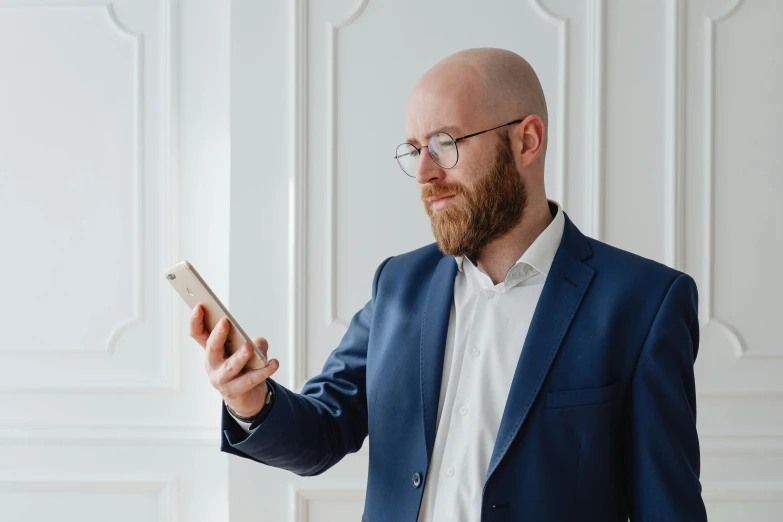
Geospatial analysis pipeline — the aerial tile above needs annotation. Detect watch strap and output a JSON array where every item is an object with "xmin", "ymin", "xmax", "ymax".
[
  {"xmin": 249, "ymin": 380, "xmax": 276, "ymax": 429},
  {"xmin": 225, "ymin": 380, "xmax": 276, "ymax": 429}
]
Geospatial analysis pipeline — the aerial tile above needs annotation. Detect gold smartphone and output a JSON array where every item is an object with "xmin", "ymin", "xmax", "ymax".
[{"xmin": 164, "ymin": 260, "xmax": 267, "ymax": 370}]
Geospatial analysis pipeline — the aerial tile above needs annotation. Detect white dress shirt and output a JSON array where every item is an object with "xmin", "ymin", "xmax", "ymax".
[
  {"xmin": 416, "ymin": 200, "xmax": 564, "ymax": 522},
  {"xmin": 228, "ymin": 200, "xmax": 565, "ymax": 521}
]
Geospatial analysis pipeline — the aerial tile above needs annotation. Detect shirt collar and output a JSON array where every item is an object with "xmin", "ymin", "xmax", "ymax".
[{"xmin": 454, "ymin": 199, "xmax": 565, "ymax": 276}]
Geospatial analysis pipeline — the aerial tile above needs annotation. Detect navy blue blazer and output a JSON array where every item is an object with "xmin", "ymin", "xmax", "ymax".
[{"xmin": 221, "ymin": 211, "xmax": 707, "ymax": 521}]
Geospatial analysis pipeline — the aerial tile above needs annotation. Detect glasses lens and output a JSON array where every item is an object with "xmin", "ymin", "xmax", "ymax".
[
  {"xmin": 429, "ymin": 132, "xmax": 458, "ymax": 169},
  {"xmin": 395, "ymin": 143, "xmax": 418, "ymax": 177}
]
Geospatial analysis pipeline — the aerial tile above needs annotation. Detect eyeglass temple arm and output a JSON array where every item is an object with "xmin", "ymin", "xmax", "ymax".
[{"xmin": 453, "ymin": 119, "xmax": 524, "ymax": 143}]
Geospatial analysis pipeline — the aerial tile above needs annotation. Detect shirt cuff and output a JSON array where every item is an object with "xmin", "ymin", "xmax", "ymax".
[{"xmin": 226, "ymin": 407, "xmax": 255, "ymax": 434}]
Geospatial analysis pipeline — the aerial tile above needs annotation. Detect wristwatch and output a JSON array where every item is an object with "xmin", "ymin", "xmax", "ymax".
[{"xmin": 226, "ymin": 380, "xmax": 276, "ymax": 429}]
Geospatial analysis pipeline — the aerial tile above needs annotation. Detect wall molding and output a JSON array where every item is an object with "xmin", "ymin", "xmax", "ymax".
[
  {"xmin": 702, "ymin": 481, "xmax": 783, "ymax": 502},
  {"xmin": 529, "ymin": 0, "xmax": 569, "ymax": 219},
  {"xmin": 291, "ymin": 486, "xmax": 365, "ymax": 522},
  {"xmin": 159, "ymin": 0, "xmax": 181, "ymax": 391},
  {"xmin": 290, "ymin": 0, "xmax": 309, "ymax": 392},
  {"xmin": 664, "ymin": 0, "xmax": 686, "ymax": 270},
  {"xmin": 0, "ymin": 2, "xmax": 142, "ymax": 355},
  {"xmin": 0, "ymin": 425, "xmax": 217, "ymax": 446},
  {"xmin": 587, "ymin": 0, "xmax": 606, "ymax": 240},
  {"xmin": 701, "ymin": 435, "xmax": 783, "ymax": 455},
  {"xmin": 698, "ymin": 390, "xmax": 783, "ymax": 398},
  {"xmin": 325, "ymin": 0, "xmax": 370, "ymax": 332},
  {"xmin": 701, "ymin": 0, "xmax": 779, "ymax": 359},
  {"xmin": 0, "ymin": 0, "xmax": 181, "ymax": 392},
  {"xmin": 100, "ymin": 0, "xmax": 144, "ymax": 358},
  {"xmin": 529, "ymin": 0, "xmax": 606, "ymax": 240},
  {"xmin": 0, "ymin": 474, "xmax": 178, "ymax": 521},
  {"xmin": 291, "ymin": 0, "xmax": 372, "ymax": 391}
]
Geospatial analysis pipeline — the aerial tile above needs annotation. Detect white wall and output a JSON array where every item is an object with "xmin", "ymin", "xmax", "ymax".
[
  {"xmin": 228, "ymin": 1, "xmax": 783, "ymax": 521},
  {"xmin": 0, "ymin": 0, "xmax": 232, "ymax": 520}
]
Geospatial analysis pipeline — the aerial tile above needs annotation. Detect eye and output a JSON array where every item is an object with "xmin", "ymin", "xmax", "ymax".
[
  {"xmin": 431, "ymin": 131, "xmax": 457, "ymax": 150},
  {"xmin": 439, "ymin": 138, "xmax": 456, "ymax": 149},
  {"xmin": 409, "ymin": 148, "xmax": 420, "ymax": 158}
]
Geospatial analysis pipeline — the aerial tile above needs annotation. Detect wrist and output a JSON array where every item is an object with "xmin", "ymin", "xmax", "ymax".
[{"xmin": 226, "ymin": 380, "xmax": 276, "ymax": 423}]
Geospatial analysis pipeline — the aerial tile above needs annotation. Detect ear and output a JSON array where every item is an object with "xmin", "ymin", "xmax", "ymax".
[{"xmin": 514, "ymin": 115, "xmax": 545, "ymax": 168}]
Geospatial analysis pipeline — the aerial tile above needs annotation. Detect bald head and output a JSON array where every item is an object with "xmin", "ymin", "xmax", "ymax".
[
  {"xmin": 407, "ymin": 47, "xmax": 548, "ymax": 157},
  {"xmin": 426, "ymin": 48, "xmax": 547, "ymax": 133}
]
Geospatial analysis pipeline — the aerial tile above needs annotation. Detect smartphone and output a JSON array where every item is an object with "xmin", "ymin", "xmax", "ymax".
[{"xmin": 164, "ymin": 260, "xmax": 268, "ymax": 370}]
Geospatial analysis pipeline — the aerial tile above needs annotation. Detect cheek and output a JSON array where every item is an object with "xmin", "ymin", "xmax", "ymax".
[
  {"xmin": 449, "ymin": 156, "xmax": 483, "ymax": 185},
  {"xmin": 451, "ymin": 161, "xmax": 487, "ymax": 194},
  {"xmin": 461, "ymin": 143, "xmax": 496, "ymax": 173}
]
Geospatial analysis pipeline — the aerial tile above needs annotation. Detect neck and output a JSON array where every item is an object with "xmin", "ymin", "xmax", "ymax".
[{"xmin": 472, "ymin": 199, "xmax": 553, "ymax": 285}]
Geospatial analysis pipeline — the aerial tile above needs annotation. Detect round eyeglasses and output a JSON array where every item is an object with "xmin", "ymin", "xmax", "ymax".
[{"xmin": 394, "ymin": 118, "xmax": 525, "ymax": 177}]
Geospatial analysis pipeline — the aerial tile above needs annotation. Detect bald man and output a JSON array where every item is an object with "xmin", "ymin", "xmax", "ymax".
[{"xmin": 210, "ymin": 48, "xmax": 707, "ymax": 521}]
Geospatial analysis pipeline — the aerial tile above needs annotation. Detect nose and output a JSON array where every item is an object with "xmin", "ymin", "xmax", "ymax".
[{"xmin": 415, "ymin": 147, "xmax": 446, "ymax": 184}]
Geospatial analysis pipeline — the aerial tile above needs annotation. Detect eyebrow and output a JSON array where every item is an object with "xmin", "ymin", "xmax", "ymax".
[{"xmin": 406, "ymin": 125, "xmax": 462, "ymax": 145}]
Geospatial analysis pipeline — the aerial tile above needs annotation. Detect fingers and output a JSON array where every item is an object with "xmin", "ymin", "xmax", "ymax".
[
  {"xmin": 220, "ymin": 359, "xmax": 280, "ymax": 401},
  {"xmin": 213, "ymin": 340, "xmax": 256, "ymax": 386},
  {"xmin": 189, "ymin": 303, "xmax": 210, "ymax": 348},
  {"xmin": 205, "ymin": 317, "xmax": 231, "ymax": 371}
]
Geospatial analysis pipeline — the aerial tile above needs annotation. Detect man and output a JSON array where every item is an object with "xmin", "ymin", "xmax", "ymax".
[{"xmin": 191, "ymin": 48, "xmax": 707, "ymax": 521}]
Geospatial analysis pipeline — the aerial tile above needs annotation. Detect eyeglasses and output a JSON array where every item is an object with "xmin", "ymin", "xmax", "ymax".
[{"xmin": 394, "ymin": 118, "xmax": 525, "ymax": 177}]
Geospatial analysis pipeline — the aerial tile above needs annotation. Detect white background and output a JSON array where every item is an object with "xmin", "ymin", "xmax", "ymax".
[{"xmin": 1, "ymin": 0, "xmax": 781, "ymax": 521}]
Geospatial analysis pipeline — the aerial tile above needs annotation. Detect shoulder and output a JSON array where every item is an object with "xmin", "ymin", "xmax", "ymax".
[
  {"xmin": 378, "ymin": 242, "xmax": 445, "ymax": 277},
  {"xmin": 586, "ymin": 236, "xmax": 691, "ymax": 286},
  {"xmin": 583, "ymin": 237, "xmax": 698, "ymax": 318},
  {"xmin": 370, "ymin": 242, "xmax": 450, "ymax": 301}
]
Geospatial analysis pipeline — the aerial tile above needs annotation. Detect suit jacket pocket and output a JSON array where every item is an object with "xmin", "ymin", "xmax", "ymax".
[{"xmin": 545, "ymin": 380, "xmax": 622, "ymax": 409}]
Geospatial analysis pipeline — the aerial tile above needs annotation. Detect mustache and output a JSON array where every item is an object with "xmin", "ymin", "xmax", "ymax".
[{"xmin": 421, "ymin": 185, "xmax": 464, "ymax": 200}]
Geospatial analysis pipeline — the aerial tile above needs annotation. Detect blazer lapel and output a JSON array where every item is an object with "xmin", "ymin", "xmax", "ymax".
[
  {"xmin": 420, "ymin": 254, "xmax": 458, "ymax": 464},
  {"xmin": 485, "ymin": 214, "xmax": 595, "ymax": 484}
]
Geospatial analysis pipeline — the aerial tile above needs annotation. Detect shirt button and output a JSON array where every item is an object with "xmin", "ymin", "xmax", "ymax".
[
  {"xmin": 471, "ymin": 348, "xmax": 480, "ymax": 357},
  {"xmin": 446, "ymin": 467, "xmax": 455, "ymax": 476},
  {"xmin": 412, "ymin": 472, "xmax": 422, "ymax": 488},
  {"xmin": 483, "ymin": 289, "xmax": 495, "ymax": 298},
  {"xmin": 459, "ymin": 406, "xmax": 467, "ymax": 416}
]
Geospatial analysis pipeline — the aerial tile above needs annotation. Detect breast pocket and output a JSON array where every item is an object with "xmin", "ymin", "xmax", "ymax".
[{"xmin": 545, "ymin": 380, "xmax": 622, "ymax": 409}]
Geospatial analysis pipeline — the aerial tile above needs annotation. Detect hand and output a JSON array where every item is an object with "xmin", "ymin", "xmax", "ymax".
[{"xmin": 189, "ymin": 303, "xmax": 281, "ymax": 418}]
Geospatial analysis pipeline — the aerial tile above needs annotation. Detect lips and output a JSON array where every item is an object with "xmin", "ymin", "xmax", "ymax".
[
  {"xmin": 430, "ymin": 194, "xmax": 456, "ymax": 211},
  {"xmin": 429, "ymin": 195, "xmax": 454, "ymax": 203}
]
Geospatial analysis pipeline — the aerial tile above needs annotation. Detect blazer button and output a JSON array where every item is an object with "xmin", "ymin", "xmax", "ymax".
[{"xmin": 412, "ymin": 472, "xmax": 422, "ymax": 488}]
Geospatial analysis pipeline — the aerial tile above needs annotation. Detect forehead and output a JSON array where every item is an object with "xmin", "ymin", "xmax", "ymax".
[{"xmin": 404, "ymin": 74, "xmax": 486, "ymax": 145}]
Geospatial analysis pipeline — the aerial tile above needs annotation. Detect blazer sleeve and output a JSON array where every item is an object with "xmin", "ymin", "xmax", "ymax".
[
  {"xmin": 626, "ymin": 273, "xmax": 708, "ymax": 521},
  {"xmin": 219, "ymin": 255, "xmax": 393, "ymax": 476}
]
